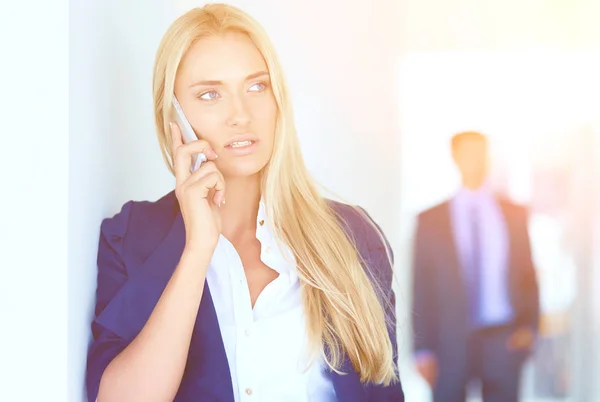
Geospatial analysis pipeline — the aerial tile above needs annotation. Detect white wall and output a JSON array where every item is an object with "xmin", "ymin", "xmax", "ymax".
[
  {"xmin": 398, "ymin": 0, "xmax": 600, "ymax": 52},
  {"xmin": 69, "ymin": 0, "xmax": 176, "ymax": 399},
  {"xmin": 0, "ymin": 0, "xmax": 69, "ymax": 401},
  {"xmin": 592, "ymin": 124, "xmax": 600, "ymax": 401},
  {"xmin": 69, "ymin": 1, "xmax": 402, "ymax": 400}
]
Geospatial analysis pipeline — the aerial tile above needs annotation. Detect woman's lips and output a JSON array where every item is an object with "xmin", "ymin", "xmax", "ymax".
[{"xmin": 224, "ymin": 139, "xmax": 258, "ymax": 155}]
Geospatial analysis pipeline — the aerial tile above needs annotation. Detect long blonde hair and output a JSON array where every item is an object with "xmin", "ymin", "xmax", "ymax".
[{"xmin": 152, "ymin": 4, "xmax": 397, "ymax": 385}]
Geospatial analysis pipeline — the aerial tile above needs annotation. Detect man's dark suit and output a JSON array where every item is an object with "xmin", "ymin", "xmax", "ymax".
[{"xmin": 412, "ymin": 196, "xmax": 540, "ymax": 402}]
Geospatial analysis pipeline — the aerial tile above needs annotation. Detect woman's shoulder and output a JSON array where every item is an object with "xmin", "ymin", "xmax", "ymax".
[
  {"xmin": 93, "ymin": 191, "xmax": 183, "ymax": 345},
  {"xmin": 326, "ymin": 199, "xmax": 395, "ymax": 293},
  {"xmin": 100, "ymin": 191, "xmax": 180, "ymax": 256},
  {"xmin": 326, "ymin": 199, "xmax": 393, "ymax": 264},
  {"xmin": 103, "ymin": 190, "xmax": 178, "ymax": 227},
  {"xmin": 327, "ymin": 200, "xmax": 388, "ymax": 243}
]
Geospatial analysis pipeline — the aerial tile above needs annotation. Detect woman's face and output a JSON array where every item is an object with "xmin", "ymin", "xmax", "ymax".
[{"xmin": 174, "ymin": 31, "xmax": 277, "ymax": 179}]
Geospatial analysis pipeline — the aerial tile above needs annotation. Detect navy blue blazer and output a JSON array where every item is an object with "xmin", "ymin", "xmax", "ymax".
[
  {"xmin": 86, "ymin": 191, "xmax": 404, "ymax": 401},
  {"xmin": 411, "ymin": 197, "xmax": 539, "ymax": 369}
]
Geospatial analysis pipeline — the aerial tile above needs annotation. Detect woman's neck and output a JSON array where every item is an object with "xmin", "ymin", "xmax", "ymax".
[{"xmin": 219, "ymin": 173, "xmax": 262, "ymax": 241}]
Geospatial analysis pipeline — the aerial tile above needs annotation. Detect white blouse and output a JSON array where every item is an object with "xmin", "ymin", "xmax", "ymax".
[{"xmin": 205, "ymin": 200, "xmax": 337, "ymax": 402}]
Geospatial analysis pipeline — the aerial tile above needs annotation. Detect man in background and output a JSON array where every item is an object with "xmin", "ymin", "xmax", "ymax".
[{"xmin": 411, "ymin": 131, "xmax": 540, "ymax": 402}]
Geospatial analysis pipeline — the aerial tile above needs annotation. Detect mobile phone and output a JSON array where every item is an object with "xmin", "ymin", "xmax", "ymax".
[{"xmin": 173, "ymin": 96, "xmax": 207, "ymax": 172}]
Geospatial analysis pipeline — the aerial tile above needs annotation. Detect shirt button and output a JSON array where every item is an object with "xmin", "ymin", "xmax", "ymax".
[
  {"xmin": 265, "ymin": 246, "xmax": 271, "ymax": 254},
  {"xmin": 245, "ymin": 328, "xmax": 252, "ymax": 337},
  {"xmin": 245, "ymin": 388, "xmax": 253, "ymax": 396}
]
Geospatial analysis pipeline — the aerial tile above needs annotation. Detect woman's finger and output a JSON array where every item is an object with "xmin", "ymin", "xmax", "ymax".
[
  {"xmin": 170, "ymin": 122, "xmax": 218, "ymax": 185},
  {"xmin": 170, "ymin": 122, "xmax": 191, "ymax": 184},
  {"xmin": 183, "ymin": 162, "xmax": 226, "ymax": 206},
  {"xmin": 187, "ymin": 170, "xmax": 226, "ymax": 206}
]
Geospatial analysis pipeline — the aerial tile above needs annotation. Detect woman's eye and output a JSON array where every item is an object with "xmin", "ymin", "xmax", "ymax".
[
  {"xmin": 249, "ymin": 82, "xmax": 267, "ymax": 92},
  {"xmin": 199, "ymin": 90, "xmax": 220, "ymax": 100}
]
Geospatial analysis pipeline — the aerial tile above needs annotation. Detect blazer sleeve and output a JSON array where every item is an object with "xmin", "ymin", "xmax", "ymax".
[
  {"xmin": 411, "ymin": 213, "xmax": 437, "ymax": 353},
  {"xmin": 85, "ymin": 201, "xmax": 134, "ymax": 402},
  {"xmin": 515, "ymin": 205, "xmax": 540, "ymax": 330}
]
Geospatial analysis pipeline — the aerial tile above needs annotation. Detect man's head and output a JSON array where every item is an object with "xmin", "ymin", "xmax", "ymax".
[{"xmin": 451, "ymin": 131, "xmax": 490, "ymax": 189}]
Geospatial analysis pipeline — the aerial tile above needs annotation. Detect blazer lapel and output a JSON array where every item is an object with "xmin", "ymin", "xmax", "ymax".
[
  {"xmin": 439, "ymin": 201, "xmax": 464, "ymax": 283},
  {"xmin": 184, "ymin": 278, "xmax": 234, "ymax": 401},
  {"xmin": 497, "ymin": 197, "xmax": 516, "ymax": 247},
  {"xmin": 436, "ymin": 201, "xmax": 470, "ymax": 322},
  {"xmin": 496, "ymin": 197, "xmax": 520, "ymax": 303}
]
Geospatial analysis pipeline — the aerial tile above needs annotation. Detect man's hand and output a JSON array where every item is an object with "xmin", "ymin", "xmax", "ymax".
[
  {"xmin": 506, "ymin": 326, "xmax": 536, "ymax": 351},
  {"xmin": 415, "ymin": 352, "xmax": 438, "ymax": 387}
]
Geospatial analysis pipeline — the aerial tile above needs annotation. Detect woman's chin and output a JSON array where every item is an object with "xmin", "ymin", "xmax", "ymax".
[{"xmin": 221, "ymin": 159, "xmax": 267, "ymax": 180}]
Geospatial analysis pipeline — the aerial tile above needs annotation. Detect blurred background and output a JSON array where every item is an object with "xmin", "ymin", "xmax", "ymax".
[{"xmin": 67, "ymin": 0, "xmax": 600, "ymax": 401}]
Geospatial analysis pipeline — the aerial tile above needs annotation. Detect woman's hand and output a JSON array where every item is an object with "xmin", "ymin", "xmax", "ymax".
[{"xmin": 170, "ymin": 122, "xmax": 225, "ymax": 256}]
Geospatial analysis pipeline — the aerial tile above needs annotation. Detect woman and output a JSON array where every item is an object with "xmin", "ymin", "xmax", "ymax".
[{"xmin": 86, "ymin": 4, "xmax": 403, "ymax": 402}]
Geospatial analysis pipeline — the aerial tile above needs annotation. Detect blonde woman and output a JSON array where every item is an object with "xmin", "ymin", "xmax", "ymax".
[{"xmin": 86, "ymin": 4, "xmax": 403, "ymax": 402}]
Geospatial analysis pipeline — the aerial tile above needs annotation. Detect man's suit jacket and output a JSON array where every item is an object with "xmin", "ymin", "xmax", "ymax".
[
  {"xmin": 86, "ymin": 191, "xmax": 404, "ymax": 401},
  {"xmin": 411, "ymin": 197, "xmax": 539, "ymax": 369}
]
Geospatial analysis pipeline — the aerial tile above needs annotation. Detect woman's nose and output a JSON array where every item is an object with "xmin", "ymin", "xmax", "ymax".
[{"xmin": 226, "ymin": 96, "xmax": 251, "ymax": 127}]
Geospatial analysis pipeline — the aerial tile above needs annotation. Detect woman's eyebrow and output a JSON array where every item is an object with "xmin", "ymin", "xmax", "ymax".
[
  {"xmin": 189, "ymin": 71, "xmax": 269, "ymax": 88},
  {"xmin": 245, "ymin": 70, "xmax": 269, "ymax": 81}
]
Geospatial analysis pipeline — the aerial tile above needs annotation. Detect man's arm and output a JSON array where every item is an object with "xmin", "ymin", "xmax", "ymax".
[
  {"xmin": 516, "ymin": 206, "xmax": 540, "ymax": 330},
  {"xmin": 412, "ymin": 214, "xmax": 437, "ymax": 352}
]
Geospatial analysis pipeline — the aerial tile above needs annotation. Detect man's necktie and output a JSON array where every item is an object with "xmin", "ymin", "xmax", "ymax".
[{"xmin": 469, "ymin": 204, "xmax": 482, "ymax": 326}]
